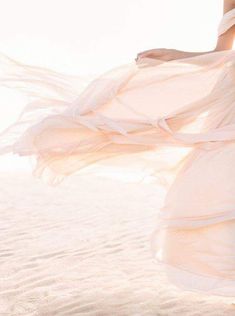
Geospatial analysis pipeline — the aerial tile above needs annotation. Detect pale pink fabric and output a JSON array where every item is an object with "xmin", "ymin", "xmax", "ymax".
[
  {"xmin": 218, "ymin": 7, "xmax": 235, "ymax": 36},
  {"xmin": 1, "ymin": 9, "xmax": 235, "ymax": 296}
]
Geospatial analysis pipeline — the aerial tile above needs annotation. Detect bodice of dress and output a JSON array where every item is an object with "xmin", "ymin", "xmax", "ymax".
[{"xmin": 218, "ymin": 7, "xmax": 235, "ymax": 36}]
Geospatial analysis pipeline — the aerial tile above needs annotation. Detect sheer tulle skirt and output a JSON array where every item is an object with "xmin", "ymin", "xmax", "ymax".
[{"xmin": 1, "ymin": 50, "xmax": 235, "ymax": 296}]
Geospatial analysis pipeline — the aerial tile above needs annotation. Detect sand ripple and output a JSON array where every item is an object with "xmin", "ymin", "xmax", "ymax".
[{"xmin": 0, "ymin": 172, "xmax": 234, "ymax": 315}]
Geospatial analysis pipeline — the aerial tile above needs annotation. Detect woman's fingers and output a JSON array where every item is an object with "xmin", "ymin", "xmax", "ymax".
[
  {"xmin": 136, "ymin": 49, "xmax": 166, "ymax": 61},
  {"xmin": 138, "ymin": 49, "xmax": 155, "ymax": 58},
  {"xmin": 136, "ymin": 49, "xmax": 189, "ymax": 62}
]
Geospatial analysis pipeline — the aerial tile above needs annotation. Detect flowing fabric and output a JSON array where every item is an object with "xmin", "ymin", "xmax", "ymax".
[{"xmin": 1, "ymin": 8, "xmax": 235, "ymax": 296}]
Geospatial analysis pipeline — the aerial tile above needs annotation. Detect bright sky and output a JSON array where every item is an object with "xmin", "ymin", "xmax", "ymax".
[{"xmin": 0, "ymin": 0, "xmax": 225, "ymax": 171}]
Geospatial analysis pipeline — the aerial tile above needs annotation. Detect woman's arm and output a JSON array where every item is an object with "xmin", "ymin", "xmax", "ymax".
[
  {"xmin": 215, "ymin": 0, "xmax": 235, "ymax": 50},
  {"xmin": 224, "ymin": 0, "xmax": 235, "ymax": 13},
  {"xmin": 136, "ymin": 0, "xmax": 235, "ymax": 62}
]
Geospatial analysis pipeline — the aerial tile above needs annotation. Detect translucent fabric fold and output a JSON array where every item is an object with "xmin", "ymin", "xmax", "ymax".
[{"xmin": 218, "ymin": 7, "xmax": 235, "ymax": 36}]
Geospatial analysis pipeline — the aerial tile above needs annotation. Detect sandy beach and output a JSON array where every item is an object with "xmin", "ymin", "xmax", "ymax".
[{"xmin": 0, "ymin": 171, "xmax": 235, "ymax": 315}]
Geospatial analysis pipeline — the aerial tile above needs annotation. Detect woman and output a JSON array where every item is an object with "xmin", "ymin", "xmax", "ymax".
[{"xmin": 1, "ymin": 0, "xmax": 235, "ymax": 296}]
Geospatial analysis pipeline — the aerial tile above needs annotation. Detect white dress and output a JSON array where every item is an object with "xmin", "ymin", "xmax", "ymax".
[{"xmin": 1, "ymin": 8, "xmax": 235, "ymax": 297}]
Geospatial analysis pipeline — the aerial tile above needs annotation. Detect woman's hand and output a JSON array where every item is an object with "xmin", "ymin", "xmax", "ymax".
[{"xmin": 135, "ymin": 48, "xmax": 213, "ymax": 62}]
